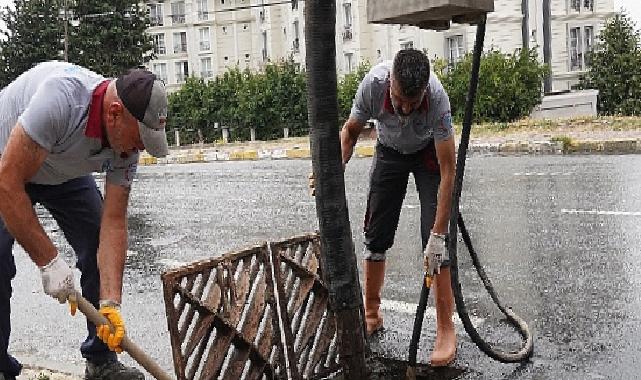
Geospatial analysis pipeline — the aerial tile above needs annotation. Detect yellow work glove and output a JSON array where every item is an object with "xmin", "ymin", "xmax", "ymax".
[
  {"xmin": 97, "ymin": 301, "xmax": 125, "ymax": 354},
  {"xmin": 67, "ymin": 292, "xmax": 78, "ymax": 317}
]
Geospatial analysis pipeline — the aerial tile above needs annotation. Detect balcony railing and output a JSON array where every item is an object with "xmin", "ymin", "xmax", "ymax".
[
  {"xmin": 174, "ymin": 43, "xmax": 188, "ymax": 53},
  {"xmin": 201, "ymin": 70, "xmax": 213, "ymax": 78},
  {"xmin": 176, "ymin": 73, "xmax": 188, "ymax": 83},
  {"xmin": 154, "ymin": 46, "xmax": 166, "ymax": 55},
  {"xmin": 198, "ymin": 11, "xmax": 209, "ymax": 21},
  {"xmin": 171, "ymin": 14, "xmax": 186, "ymax": 24},
  {"xmin": 200, "ymin": 41, "xmax": 211, "ymax": 51},
  {"xmin": 342, "ymin": 28, "xmax": 353, "ymax": 41},
  {"xmin": 150, "ymin": 16, "xmax": 163, "ymax": 26}
]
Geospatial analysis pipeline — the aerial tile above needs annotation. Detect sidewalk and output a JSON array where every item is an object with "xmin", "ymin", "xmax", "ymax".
[{"xmin": 138, "ymin": 118, "xmax": 641, "ymax": 166}]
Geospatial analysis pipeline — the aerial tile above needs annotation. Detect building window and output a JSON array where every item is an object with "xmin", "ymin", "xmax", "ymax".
[
  {"xmin": 198, "ymin": 0, "xmax": 209, "ymax": 21},
  {"xmin": 201, "ymin": 57, "xmax": 212, "ymax": 78},
  {"xmin": 343, "ymin": 3, "xmax": 352, "ymax": 28},
  {"xmin": 171, "ymin": 1, "xmax": 186, "ymax": 24},
  {"xmin": 344, "ymin": 52, "xmax": 354, "ymax": 73},
  {"xmin": 262, "ymin": 31, "xmax": 268, "ymax": 61},
  {"xmin": 152, "ymin": 63, "xmax": 167, "ymax": 83},
  {"xmin": 152, "ymin": 33, "xmax": 166, "ymax": 55},
  {"xmin": 446, "ymin": 35, "xmax": 464, "ymax": 65},
  {"xmin": 584, "ymin": 26, "xmax": 594, "ymax": 66},
  {"xmin": 175, "ymin": 61, "xmax": 189, "ymax": 83},
  {"xmin": 173, "ymin": 32, "xmax": 187, "ymax": 53},
  {"xmin": 570, "ymin": 0, "xmax": 593, "ymax": 12},
  {"xmin": 148, "ymin": 3, "xmax": 163, "ymax": 26},
  {"xmin": 199, "ymin": 27, "xmax": 210, "ymax": 51},
  {"xmin": 222, "ymin": 26, "xmax": 228, "ymax": 35},
  {"xmin": 569, "ymin": 25, "xmax": 594, "ymax": 71},
  {"xmin": 401, "ymin": 41, "xmax": 414, "ymax": 50},
  {"xmin": 292, "ymin": 20, "xmax": 300, "ymax": 52}
]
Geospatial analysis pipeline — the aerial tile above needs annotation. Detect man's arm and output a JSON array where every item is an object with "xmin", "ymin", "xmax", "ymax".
[
  {"xmin": 432, "ymin": 136, "xmax": 456, "ymax": 235},
  {"xmin": 97, "ymin": 182, "xmax": 130, "ymax": 304},
  {"xmin": 340, "ymin": 117, "xmax": 367, "ymax": 166},
  {"xmin": 0, "ymin": 125, "xmax": 56, "ymax": 266}
]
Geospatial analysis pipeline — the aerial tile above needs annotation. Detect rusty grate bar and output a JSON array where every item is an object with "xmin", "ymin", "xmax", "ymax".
[{"xmin": 162, "ymin": 233, "xmax": 342, "ymax": 380}]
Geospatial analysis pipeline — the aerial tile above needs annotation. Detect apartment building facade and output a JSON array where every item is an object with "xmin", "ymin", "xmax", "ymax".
[{"xmin": 145, "ymin": 0, "xmax": 615, "ymax": 93}]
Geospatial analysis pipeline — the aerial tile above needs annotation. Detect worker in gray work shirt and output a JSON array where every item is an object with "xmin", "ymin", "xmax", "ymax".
[
  {"xmin": 0, "ymin": 61, "xmax": 169, "ymax": 380},
  {"xmin": 342, "ymin": 49, "xmax": 457, "ymax": 366}
]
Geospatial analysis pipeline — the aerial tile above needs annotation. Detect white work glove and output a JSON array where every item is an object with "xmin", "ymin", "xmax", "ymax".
[
  {"xmin": 40, "ymin": 253, "xmax": 77, "ymax": 305},
  {"xmin": 423, "ymin": 231, "xmax": 449, "ymax": 276}
]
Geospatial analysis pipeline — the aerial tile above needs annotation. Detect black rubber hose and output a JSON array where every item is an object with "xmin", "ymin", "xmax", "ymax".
[
  {"xmin": 407, "ymin": 277, "xmax": 431, "ymax": 367},
  {"xmin": 448, "ymin": 16, "xmax": 534, "ymax": 363}
]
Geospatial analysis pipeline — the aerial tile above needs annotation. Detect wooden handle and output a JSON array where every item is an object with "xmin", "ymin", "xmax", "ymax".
[{"xmin": 74, "ymin": 294, "xmax": 174, "ymax": 380}]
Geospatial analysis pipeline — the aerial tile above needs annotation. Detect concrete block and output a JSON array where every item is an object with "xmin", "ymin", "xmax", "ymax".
[
  {"xmin": 531, "ymin": 90, "xmax": 599, "ymax": 119},
  {"xmin": 272, "ymin": 149, "xmax": 288, "ymax": 159},
  {"xmin": 229, "ymin": 150, "xmax": 258, "ymax": 160},
  {"xmin": 285, "ymin": 148, "xmax": 311, "ymax": 159},
  {"xmin": 602, "ymin": 139, "xmax": 638, "ymax": 154},
  {"xmin": 355, "ymin": 145, "xmax": 375, "ymax": 157},
  {"xmin": 138, "ymin": 153, "xmax": 157, "ymax": 166},
  {"xmin": 367, "ymin": 0, "xmax": 493, "ymax": 29}
]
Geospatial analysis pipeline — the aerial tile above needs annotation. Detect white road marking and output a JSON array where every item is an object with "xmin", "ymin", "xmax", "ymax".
[
  {"xmin": 380, "ymin": 299, "xmax": 485, "ymax": 327},
  {"xmin": 514, "ymin": 172, "xmax": 572, "ymax": 176},
  {"xmin": 561, "ymin": 209, "xmax": 641, "ymax": 216}
]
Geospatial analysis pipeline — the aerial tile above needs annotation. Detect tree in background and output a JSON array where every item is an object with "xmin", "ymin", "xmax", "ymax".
[
  {"xmin": 0, "ymin": 0, "xmax": 153, "ymax": 85},
  {"xmin": 167, "ymin": 77, "xmax": 211, "ymax": 145},
  {"xmin": 0, "ymin": 0, "xmax": 65, "ymax": 87},
  {"xmin": 68, "ymin": 0, "xmax": 154, "ymax": 77},
  {"xmin": 436, "ymin": 48, "xmax": 549, "ymax": 123},
  {"xmin": 271, "ymin": 59, "xmax": 307, "ymax": 138},
  {"xmin": 168, "ymin": 60, "xmax": 307, "ymax": 145},
  {"xmin": 580, "ymin": 13, "xmax": 641, "ymax": 115},
  {"xmin": 337, "ymin": 62, "xmax": 371, "ymax": 124}
]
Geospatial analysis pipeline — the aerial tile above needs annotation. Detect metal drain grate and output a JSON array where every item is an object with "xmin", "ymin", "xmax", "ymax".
[{"xmin": 162, "ymin": 233, "xmax": 342, "ymax": 380}]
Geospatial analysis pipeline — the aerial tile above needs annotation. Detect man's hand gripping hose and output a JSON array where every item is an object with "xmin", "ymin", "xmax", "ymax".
[{"xmin": 407, "ymin": 231, "xmax": 449, "ymax": 379}]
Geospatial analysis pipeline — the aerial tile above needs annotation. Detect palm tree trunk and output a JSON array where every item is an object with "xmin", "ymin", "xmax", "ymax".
[{"xmin": 305, "ymin": 0, "xmax": 367, "ymax": 378}]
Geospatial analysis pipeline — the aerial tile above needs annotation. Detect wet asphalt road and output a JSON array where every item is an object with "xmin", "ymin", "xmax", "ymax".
[{"xmin": 8, "ymin": 154, "xmax": 641, "ymax": 379}]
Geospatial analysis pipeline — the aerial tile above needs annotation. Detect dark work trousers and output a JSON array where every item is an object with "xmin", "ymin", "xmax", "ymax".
[
  {"xmin": 0, "ymin": 175, "xmax": 116, "ymax": 377},
  {"xmin": 363, "ymin": 141, "xmax": 441, "ymax": 261}
]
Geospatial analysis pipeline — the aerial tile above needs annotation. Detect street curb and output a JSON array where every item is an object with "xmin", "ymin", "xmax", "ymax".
[{"xmin": 137, "ymin": 138, "xmax": 641, "ymax": 166}]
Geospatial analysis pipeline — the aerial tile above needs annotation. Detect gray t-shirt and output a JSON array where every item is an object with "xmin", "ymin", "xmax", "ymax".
[
  {"xmin": 0, "ymin": 61, "xmax": 138, "ymax": 186},
  {"xmin": 350, "ymin": 61, "xmax": 453, "ymax": 154}
]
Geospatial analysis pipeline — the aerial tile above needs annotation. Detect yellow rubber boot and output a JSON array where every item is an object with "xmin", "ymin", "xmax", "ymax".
[
  {"xmin": 363, "ymin": 260, "xmax": 385, "ymax": 336},
  {"xmin": 430, "ymin": 267, "xmax": 457, "ymax": 367}
]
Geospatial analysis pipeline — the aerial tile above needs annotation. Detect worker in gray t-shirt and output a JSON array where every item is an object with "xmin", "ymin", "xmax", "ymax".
[
  {"xmin": 0, "ymin": 61, "xmax": 168, "ymax": 380},
  {"xmin": 341, "ymin": 49, "xmax": 457, "ymax": 366}
]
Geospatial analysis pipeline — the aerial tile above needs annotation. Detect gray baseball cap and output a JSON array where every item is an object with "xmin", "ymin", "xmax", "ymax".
[{"xmin": 115, "ymin": 69, "xmax": 169, "ymax": 157}]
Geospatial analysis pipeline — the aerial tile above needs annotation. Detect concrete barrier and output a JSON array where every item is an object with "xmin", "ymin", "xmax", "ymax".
[
  {"xmin": 140, "ymin": 138, "xmax": 639, "ymax": 167},
  {"xmin": 285, "ymin": 148, "xmax": 311, "ymax": 159},
  {"xmin": 355, "ymin": 145, "xmax": 375, "ymax": 157},
  {"xmin": 229, "ymin": 150, "xmax": 259, "ymax": 160}
]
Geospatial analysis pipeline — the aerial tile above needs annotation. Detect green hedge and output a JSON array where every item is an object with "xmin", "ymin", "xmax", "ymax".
[{"xmin": 435, "ymin": 48, "xmax": 549, "ymax": 123}]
